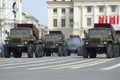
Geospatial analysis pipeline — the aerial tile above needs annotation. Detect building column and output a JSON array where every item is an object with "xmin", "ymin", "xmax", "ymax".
[
  {"xmin": 81, "ymin": 5, "xmax": 86, "ymax": 38},
  {"xmin": 82, "ymin": 6, "xmax": 85, "ymax": 30},
  {"xmin": 93, "ymin": 5, "xmax": 98, "ymax": 24},
  {"xmin": 118, "ymin": 5, "xmax": 120, "ymax": 24},
  {"xmin": 73, "ymin": 6, "xmax": 79, "ymax": 35},
  {"xmin": 48, "ymin": 7, "xmax": 53, "ymax": 30},
  {"xmin": 66, "ymin": 8, "xmax": 69, "ymax": 29},
  {"xmin": 105, "ymin": 5, "xmax": 110, "ymax": 23},
  {"xmin": 18, "ymin": 0, "xmax": 22, "ymax": 23},
  {"xmin": 58, "ymin": 8, "xmax": 61, "ymax": 29}
]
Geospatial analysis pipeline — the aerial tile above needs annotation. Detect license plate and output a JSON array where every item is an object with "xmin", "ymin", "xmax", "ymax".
[
  {"xmin": 17, "ymin": 45, "xmax": 23, "ymax": 47},
  {"xmin": 97, "ymin": 45, "xmax": 103, "ymax": 47}
]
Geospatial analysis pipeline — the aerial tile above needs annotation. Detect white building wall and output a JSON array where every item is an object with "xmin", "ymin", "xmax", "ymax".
[
  {"xmin": 47, "ymin": 0, "xmax": 120, "ymax": 38},
  {"xmin": 66, "ymin": 8, "xmax": 69, "ymax": 29},
  {"xmin": 48, "ymin": 7, "xmax": 53, "ymax": 30},
  {"xmin": 0, "ymin": 0, "xmax": 22, "ymax": 44}
]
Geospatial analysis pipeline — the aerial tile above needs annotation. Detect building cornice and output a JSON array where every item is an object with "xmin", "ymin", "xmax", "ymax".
[
  {"xmin": 47, "ymin": 1, "xmax": 73, "ymax": 4},
  {"xmin": 73, "ymin": 0, "xmax": 120, "ymax": 2}
]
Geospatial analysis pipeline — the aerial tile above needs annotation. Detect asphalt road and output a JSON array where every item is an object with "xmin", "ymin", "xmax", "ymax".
[{"xmin": 0, "ymin": 54, "xmax": 120, "ymax": 80}]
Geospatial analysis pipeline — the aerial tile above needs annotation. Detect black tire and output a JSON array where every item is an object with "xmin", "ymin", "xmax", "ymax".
[
  {"xmin": 113, "ymin": 45, "xmax": 119, "ymax": 58},
  {"xmin": 35, "ymin": 44, "xmax": 44, "ymax": 57},
  {"xmin": 4, "ymin": 47, "xmax": 10, "ymax": 58},
  {"xmin": 106, "ymin": 44, "xmax": 113, "ymax": 58},
  {"xmin": 68, "ymin": 51, "xmax": 71, "ymax": 56},
  {"xmin": 62, "ymin": 47, "xmax": 68, "ymax": 56},
  {"xmin": 83, "ymin": 46, "xmax": 88, "ymax": 58},
  {"xmin": 58, "ymin": 46, "xmax": 63, "ymax": 57},
  {"xmin": 27, "ymin": 44, "xmax": 34, "ymax": 58},
  {"xmin": 77, "ymin": 47, "xmax": 82, "ymax": 56},
  {"xmin": 0, "ymin": 49, "xmax": 4, "ymax": 57}
]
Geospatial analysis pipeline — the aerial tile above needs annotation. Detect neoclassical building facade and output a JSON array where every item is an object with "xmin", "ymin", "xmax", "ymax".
[{"xmin": 47, "ymin": 0, "xmax": 120, "ymax": 38}]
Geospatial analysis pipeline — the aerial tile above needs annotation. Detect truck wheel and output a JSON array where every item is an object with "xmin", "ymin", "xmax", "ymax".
[
  {"xmin": 27, "ymin": 44, "xmax": 34, "ymax": 58},
  {"xmin": 68, "ymin": 51, "xmax": 71, "ymax": 56},
  {"xmin": 58, "ymin": 46, "xmax": 63, "ymax": 57},
  {"xmin": 35, "ymin": 44, "xmax": 44, "ymax": 57},
  {"xmin": 63, "ymin": 47, "xmax": 68, "ymax": 56},
  {"xmin": 4, "ymin": 47, "xmax": 10, "ymax": 58},
  {"xmin": 106, "ymin": 44, "xmax": 113, "ymax": 58},
  {"xmin": 83, "ymin": 47, "xmax": 88, "ymax": 58},
  {"xmin": 77, "ymin": 47, "xmax": 82, "ymax": 56},
  {"xmin": 113, "ymin": 45, "xmax": 119, "ymax": 58}
]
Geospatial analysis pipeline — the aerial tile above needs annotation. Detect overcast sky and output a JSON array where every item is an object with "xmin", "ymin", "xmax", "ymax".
[{"xmin": 22, "ymin": 0, "xmax": 48, "ymax": 26}]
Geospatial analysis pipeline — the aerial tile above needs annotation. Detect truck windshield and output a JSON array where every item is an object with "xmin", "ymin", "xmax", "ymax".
[
  {"xmin": 10, "ymin": 29, "xmax": 32, "ymax": 35},
  {"xmin": 89, "ymin": 29, "xmax": 111, "ymax": 35},
  {"xmin": 45, "ymin": 35, "xmax": 61, "ymax": 39}
]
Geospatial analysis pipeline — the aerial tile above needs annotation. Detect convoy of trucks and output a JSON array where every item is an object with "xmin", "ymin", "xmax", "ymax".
[{"xmin": 2, "ymin": 23, "xmax": 120, "ymax": 58}]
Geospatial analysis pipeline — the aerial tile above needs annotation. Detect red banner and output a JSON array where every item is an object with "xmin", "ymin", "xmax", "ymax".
[{"xmin": 98, "ymin": 15, "xmax": 120, "ymax": 24}]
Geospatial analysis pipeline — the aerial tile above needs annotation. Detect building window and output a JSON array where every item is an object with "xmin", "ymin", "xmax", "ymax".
[
  {"xmin": 87, "ymin": 6, "xmax": 92, "ymax": 13},
  {"xmin": 70, "ymin": 8, "xmax": 73, "ymax": 13},
  {"xmin": 53, "ymin": 8, "xmax": 57, "ymax": 13},
  {"xmin": 53, "ymin": 19, "xmax": 57, "ymax": 27},
  {"xmin": 111, "ymin": 6, "xmax": 116, "ymax": 12},
  {"xmin": 62, "ymin": 8, "xmax": 66, "ymax": 13},
  {"xmin": 61, "ymin": 19, "xmax": 66, "ymax": 27},
  {"xmin": 70, "ymin": 19, "xmax": 73, "ymax": 27},
  {"xmin": 99, "ymin": 6, "xmax": 104, "ymax": 12},
  {"xmin": 54, "ymin": 0, "xmax": 57, "ymax": 1},
  {"xmin": 87, "ymin": 18, "xmax": 91, "ymax": 26}
]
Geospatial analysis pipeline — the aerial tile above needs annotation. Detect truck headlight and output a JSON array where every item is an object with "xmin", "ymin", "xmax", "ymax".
[
  {"xmin": 85, "ymin": 42, "xmax": 88, "ymax": 44},
  {"xmin": 6, "ymin": 41, "xmax": 9, "ymax": 44},
  {"xmin": 55, "ymin": 44, "xmax": 58, "ymax": 46},
  {"xmin": 24, "ymin": 42, "xmax": 27, "ymax": 44},
  {"xmin": 103, "ymin": 42, "xmax": 107, "ymax": 44}
]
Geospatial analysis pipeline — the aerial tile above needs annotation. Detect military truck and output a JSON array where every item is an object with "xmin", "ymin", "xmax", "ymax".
[
  {"xmin": 4, "ymin": 24, "xmax": 43, "ymax": 58},
  {"xmin": 83, "ymin": 23, "xmax": 119, "ymax": 58},
  {"xmin": 43, "ymin": 31, "xmax": 68, "ymax": 56}
]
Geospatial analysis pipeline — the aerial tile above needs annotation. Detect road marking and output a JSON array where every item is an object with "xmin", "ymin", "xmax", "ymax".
[
  {"xmin": 0, "ymin": 59, "xmax": 56, "ymax": 67},
  {"xmin": 0, "ymin": 57, "xmax": 76, "ymax": 67},
  {"xmin": 51, "ymin": 59, "xmax": 114, "ymax": 70},
  {"xmin": 1, "ymin": 58, "xmax": 81, "ymax": 69},
  {"xmin": 71, "ymin": 58, "xmax": 114, "ymax": 69},
  {"xmin": 27, "ymin": 59, "xmax": 96, "ymax": 70},
  {"xmin": 102, "ymin": 63, "xmax": 120, "ymax": 70}
]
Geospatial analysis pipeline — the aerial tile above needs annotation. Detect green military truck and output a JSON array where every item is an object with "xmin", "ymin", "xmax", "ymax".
[
  {"xmin": 83, "ymin": 23, "xmax": 119, "ymax": 58},
  {"xmin": 4, "ymin": 24, "xmax": 43, "ymax": 58},
  {"xmin": 43, "ymin": 31, "xmax": 68, "ymax": 56}
]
